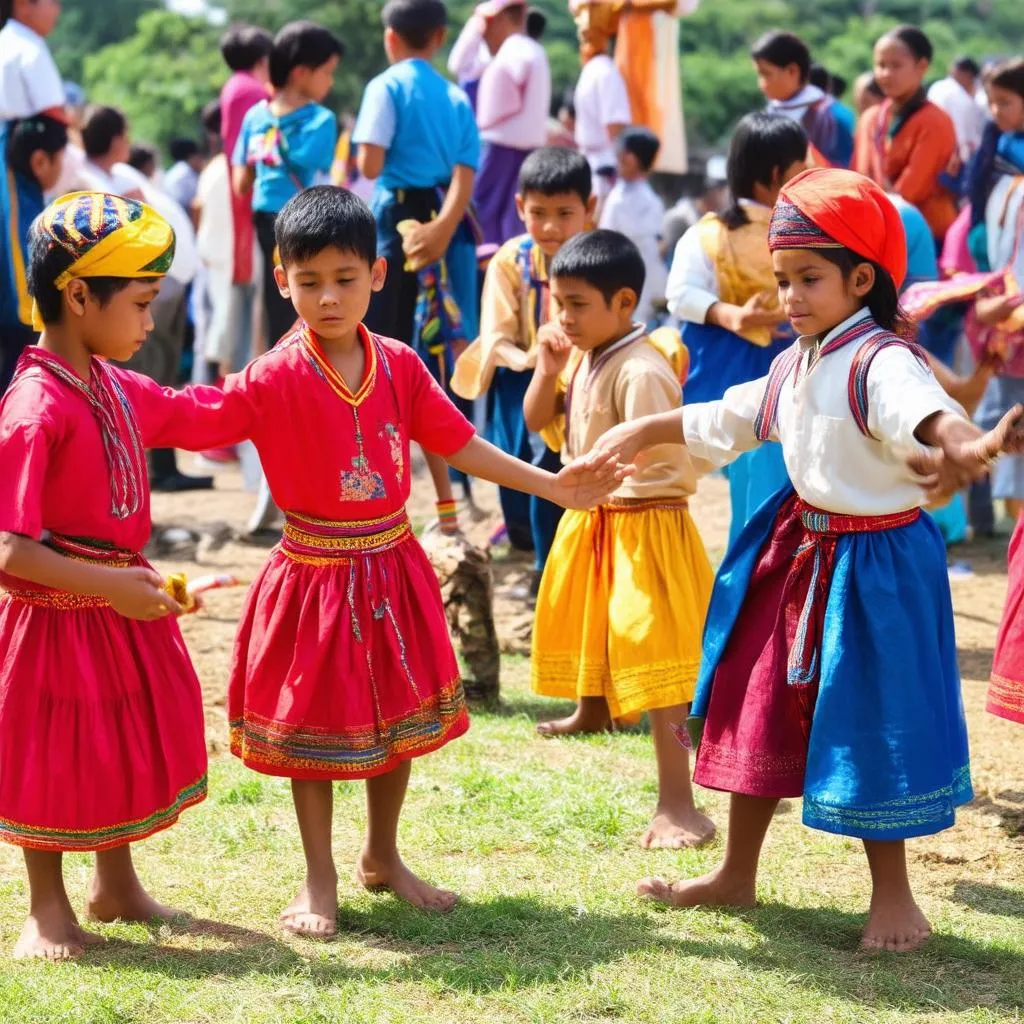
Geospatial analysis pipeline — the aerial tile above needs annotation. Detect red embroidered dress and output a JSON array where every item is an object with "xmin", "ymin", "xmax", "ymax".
[
  {"xmin": 120, "ymin": 324, "xmax": 477, "ymax": 779},
  {"xmin": 0, "ymin": 350, "xmax": 207, "ymax": 851}
]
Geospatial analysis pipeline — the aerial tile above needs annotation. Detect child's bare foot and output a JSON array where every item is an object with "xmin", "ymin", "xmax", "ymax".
[
  {"xmin": 279, "ymin": 874, "xmax": 339, "ymax": 938},
  {"xmin": 87, "ymin": 882, "xmax": 182, "ymax": 924},
  {"xmin": 641, "ymin": 806, "xmax": 716, "ymax": 850},
  {"xmin": 861, "ymin": 896, "xmax": 932, "ymax": 953},
  {"xmin": 13, "ymin": 907, "xmax": 101, "ymax": 960},
  {"xmin": 637, "ymin": 865, "xmax": 756, "ymax": 909},
  {"xmin": 536, "ymin": 697, "xmax": 611, "ymax": 737},
  {"xmin": 356, "ymin": 852, "xmax": 458, "ymax": 913}
]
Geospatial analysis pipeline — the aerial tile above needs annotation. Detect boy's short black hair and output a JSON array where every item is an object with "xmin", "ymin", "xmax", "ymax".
[
  {"xmin": 269, "ymin": 20, "xmax": 345, "ymax": 90},
  {"xmin": 808, "ymin": 63, "xmax": 831, "ymax": 92},
  {"xmin": 526, "ymin": 7, "xmax": 547, "ymax": 40},
  {"xmin": 550, "ymin": 229, "xmax": 645, "ymax": 307},
  {"xmin": 617, "ymin": 126, "xmax": 660, "ymax": 173},
  {"xmin": 953, "ymin": 55, "xmax": 981, "ymax": 78},
  {"xmin": 200, "ymin": 99, "xmax": 222, "ymax": 136},
  {"xmin": 275, "ymin": 184, "xmax": 377, "ymax": 268},
  {"xmin": 28, "ymin": 223, "xmax": 135, "ymax": 326},
  {"xmin": 169, "ymin": 137, "xmax": 200, "ymax": 163},
  {"xmin": 382, "ymin": 0, "xmax": 447, "ymax": 51},
  {"xmin": 830, "ymin": 72, "xmax": 847, "ymax": 98},
  {"xmin": 518, "ymin": 146, "xmax": 592, "ymax": 205},
  {"xmin": 220, "ymin": 23, "xmax": 273, "ymax": 72},
  {"xmin": 989, "ymin": 57, "xmax": 1024, "ymax": 100},
  {"xmin": 751, "ymin": 31, "xmax": 811, "ymax": 84},
  {"xmin": 127, "ymin": 143, "xmax": 158, "ymax": 175},
  {"xmin": 5, "ymin": 115, "xmax": 68, "ymax": 184},
  {"xmin": 81, "ymin": 105, "xmax": 128, "ymax": 159}
]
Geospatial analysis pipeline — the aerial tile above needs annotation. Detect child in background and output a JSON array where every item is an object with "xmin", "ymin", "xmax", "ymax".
[
  {"xmin": 106, "ymin": 185, "xmax": 627, "ymax": 937},
  {"xmin": 453, "ymin": 146, "xmax": 595, "ymax": 584},
  {"xmin": 593, "ymin": 168, "xmax": 1023, "ymax": 951},
  {"xmin": 233, "ymin": 20, "xmax": 342, "ymax": 345},
  {"xmin": 0, "ymin": 113, "xmax": 66, "ymax": 392},
  {"xmin": 572, "ymin": 3, "xmax": 631, "ymax": 211},
  {"xmin": 808, "ymin": 63, "xmax": 854, "ymax": 167},
  {"xmin": 854, "ymin": 25, "xmax": 957, "ymax": 242},
  {"xmin": 0, "ymin": 0, "xmax": 63, "ymax": 120},
  {"xmin": 750, "ymin": 31, "xmax": 846, "ymax": 168},
  {"xmin": 599, "ymin": 126, "xmax": 667, "ymax": 327},
  {"xmin": 666, "ymin": 111, "xmax": 806, "ymax": 546},
  {"xmin": 524, "ymin": 230, "xmax": 714, "ymax": 845},
  {"xmin": 0, "ymin": 193, "xmax": 206, "ymax": 960},
  {"xmin": 354, "ymin": 0, "xmax": 482, "ymax": 533}
]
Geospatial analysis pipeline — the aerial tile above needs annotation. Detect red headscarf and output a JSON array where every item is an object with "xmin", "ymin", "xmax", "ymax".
[{"xmin": 768, "ymin": 168, "xmax": 908, "ymax": 290}]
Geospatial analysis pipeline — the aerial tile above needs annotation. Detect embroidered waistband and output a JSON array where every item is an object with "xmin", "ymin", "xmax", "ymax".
[
  {"xmin": 603, "ymin": 498, "xmax": 689, "ymax": 512},
  {"xmin": 0, "ymin": 586, "xmax": 110, "ymax": 610},
  {"xmin": 280, "ymin": 510, "xmax": 413, "ymax": 564},
  {"xmin": 797, "ymin": 502, "xmax": 920, "ymax": 536}
]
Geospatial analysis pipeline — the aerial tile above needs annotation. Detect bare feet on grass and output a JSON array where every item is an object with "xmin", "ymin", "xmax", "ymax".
[
  {"xmin": 280, "ymin": 871, "xmax": 339, "ymax": 938},
  {"xmin": 536, "ymin": 696, "xmax": 612, "ymax": 737},
  {"xmin": 14, "ymin": 906, "xmax": 103, "ymax": 961},
  {"xmin": 641, "ymin": 805, "xmax": 716, "ymax": 850},
  {"xmin": 861, "ymin": 895, "xmax": 932, "ymax": 953},
  {"xmin": 356, "ymin": 852, "xmax": 458, "ymax": 913},
  {"xmin": 637, "ymin": 865, "xmax": 757, "ymax": 909}
]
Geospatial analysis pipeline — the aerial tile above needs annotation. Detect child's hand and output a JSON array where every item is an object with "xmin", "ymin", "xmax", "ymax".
[
  {"xmin": 730, "ymin": 292, "xmax": 787, "ymax": 333},
  {"xmin": 401, "ymin": 220, "xmax": 450, "ymax": 270},
  {"xmin": 548, "ymin": 450, "xmax": 634, "ymax": 509},
  {"xmin": 535, "ymin": 324, "xmax": 573, "ymax": 376},
  {"xmin": 975, "ymin": 292, "xmax": 1024, "ymax": 328},
  {"xmin": 103, "ymin": 567, "xmax": 181, "ymax": 621},
  {"xmin": 589, "ymin": 418, "xmax": 650, "ymax": 469}
]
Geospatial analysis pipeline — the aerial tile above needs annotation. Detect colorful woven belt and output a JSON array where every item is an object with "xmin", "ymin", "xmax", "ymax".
[
  {"xmin": 280, "ymin": 510, "xmax": 413, "ymax": 566},
  {"xmin": 797, "ymin": 502, "xmax": 920, "ymax": 535},
  {"xmin": 0, "ymin": 532, "xmax": 137, "ymax": 609}
]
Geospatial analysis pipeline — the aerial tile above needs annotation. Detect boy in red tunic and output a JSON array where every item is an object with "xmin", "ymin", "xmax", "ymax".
[{"xmin": 123, "ymin": 185, "xmax": 629, "ymax": 937}]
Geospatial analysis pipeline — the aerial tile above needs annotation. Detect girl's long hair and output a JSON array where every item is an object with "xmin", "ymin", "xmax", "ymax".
[{"xmin": 719, "ymin": 112, "xmax": 809, "ymax": 230}]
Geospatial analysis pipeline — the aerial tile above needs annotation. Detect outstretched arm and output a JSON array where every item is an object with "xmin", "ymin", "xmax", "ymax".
[{"xmin": 446, "ymin": 435, "xmax": 631, "ymax": 509}]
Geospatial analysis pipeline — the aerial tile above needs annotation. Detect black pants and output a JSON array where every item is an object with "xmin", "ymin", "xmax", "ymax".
[
  {"xmin": 1, "ymin": 322, "xmax": 37, "ymax": 394},
  {"xmin": 254, "ymin": 211, "xmax": 299, "ymax": 345}
]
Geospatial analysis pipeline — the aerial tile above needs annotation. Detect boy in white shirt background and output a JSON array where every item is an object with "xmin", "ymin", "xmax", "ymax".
[
  {"xmin": 599, "ymin": 126, "xmax": 666, "ymax": 326},
  {"xmin": 0, "ymin": 0, "xmax": 63, "ymax": 121}
]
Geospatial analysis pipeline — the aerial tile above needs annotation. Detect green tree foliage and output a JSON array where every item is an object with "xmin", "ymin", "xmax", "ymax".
[
  {"xmin": 49, "ymin": 0, "xmax": 1024, "ymax": 163},
  {"xmin": 82, "ymin": 10, "xmax": 226, "ymax": 155},
  {"xmin": 47, "ymin": 0, "xmax": 162, "ymax": 84}
]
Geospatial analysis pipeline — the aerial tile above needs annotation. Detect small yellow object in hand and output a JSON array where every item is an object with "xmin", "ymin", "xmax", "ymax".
[{"xmin": 164, "ymin": 573, "xmax": 197, "ymax": 613}]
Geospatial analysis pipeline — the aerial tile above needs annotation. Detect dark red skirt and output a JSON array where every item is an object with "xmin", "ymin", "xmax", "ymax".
[{"xmin": 989, "ymin": 514, "xmax": 1024, "ymax": 724}]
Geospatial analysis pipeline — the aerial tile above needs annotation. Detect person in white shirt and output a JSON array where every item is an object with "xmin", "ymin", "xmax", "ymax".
[
  {"xmin": 0, "ymin": 0, "xmax": 63, "ymax": 120},
  {"xmin": 599, "ymin": 126, "xmax": 666, "ymax": 325},
  {"xmin": 591, "ymin": 167, "xmax": 1023, "ymax": 954},
  {"xmin": 470, "ymin": 0, "xmax": 551, "ymax": 245},
  {"xmin": 572, "ymin": 8, "xmax": 630, "ymax": 209},
  {"xmin": 928, "ymin": 56, "xmax": 987, "ymax": 164}
]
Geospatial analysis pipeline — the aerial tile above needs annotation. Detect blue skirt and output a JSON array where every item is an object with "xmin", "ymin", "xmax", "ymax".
[{"xmin": 691, "ymin": 486, "xmax": 972, "ymax": 841}]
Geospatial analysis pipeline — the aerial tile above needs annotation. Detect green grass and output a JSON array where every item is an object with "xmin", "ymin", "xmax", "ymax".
[{"xmin": 1, "ymin": 658, "xmax": 1022, "ymax": 1024}]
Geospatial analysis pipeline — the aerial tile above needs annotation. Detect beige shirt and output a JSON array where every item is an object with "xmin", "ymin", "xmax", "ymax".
[{"xmin": 557, "ymin": 325, "xmax": 697, "ymax": 501}]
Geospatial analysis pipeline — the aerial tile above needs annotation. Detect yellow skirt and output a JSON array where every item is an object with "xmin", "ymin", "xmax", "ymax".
[{"xmin": 531, "ymin": 501, "xmax": 714, "ymax": 718}]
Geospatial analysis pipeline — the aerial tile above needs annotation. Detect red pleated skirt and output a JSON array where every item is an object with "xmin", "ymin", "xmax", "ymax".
[
  {"xmin": 990, "ymin": 515, "xmax": 1024, "ymax": 724},
  {"xmin": 227, "ymin": 510, "xmax": 469, "ymax": 780},
  {"xmin": 0, "ymin": 566, "xmax": 207, "ymax": 852}
]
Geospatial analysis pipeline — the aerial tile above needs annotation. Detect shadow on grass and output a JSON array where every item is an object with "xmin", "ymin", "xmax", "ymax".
[
  {"xmin": 472, "ymin": 693, "xmax": 652, "ymax": 736},
  {"xmin": 73, "ymin": 898, "xmax": 1024, "ymax": 1010},
  {"xmin": 952, "ymin": 880, "xmax": 1024, "ymax": 919}
]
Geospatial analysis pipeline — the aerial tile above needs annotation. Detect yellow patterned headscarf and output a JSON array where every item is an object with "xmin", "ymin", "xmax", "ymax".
[{"xmin": 31, "ymin": 191, "xmax": 175, "ymax": 328}]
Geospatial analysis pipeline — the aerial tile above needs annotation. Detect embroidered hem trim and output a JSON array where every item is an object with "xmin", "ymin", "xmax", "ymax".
[
  {"xmin": 229, "ymin": 679, "xmax": 468, "ymax": 777},
  {"xmin": 987, "ymin": 672, "xmax": 1024, "ymax": 722},
  {"xmin": 0, "ymin": 776, "xmax": 207, "ymax": 852},
  {"xmin": 802, "ymin": 764, "xmax": 973, "ymax": 839}
]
